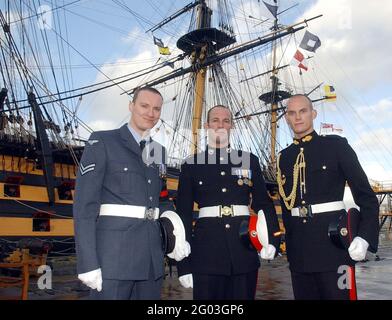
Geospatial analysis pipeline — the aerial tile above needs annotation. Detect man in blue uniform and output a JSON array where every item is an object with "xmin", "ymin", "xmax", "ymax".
[
  {"xmin": 277, "ymin": 94, "xmax": 379, "ymax": 300},
  {"xmin": 73, "ymin": 87, "xmax": 190, "ymax": 300},
  {"xmin": 176, "ymin": 105, "xmax": 281, "ymax": 300}
]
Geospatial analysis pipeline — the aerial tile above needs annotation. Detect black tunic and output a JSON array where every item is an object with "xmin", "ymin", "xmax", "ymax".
[
  {"xmin": 176, "ymin": 147, "xmax": 281, "ymax": 276},
  {"xmin": 277, "ymin": 131, "xmax": 379, "ymax": 273}
]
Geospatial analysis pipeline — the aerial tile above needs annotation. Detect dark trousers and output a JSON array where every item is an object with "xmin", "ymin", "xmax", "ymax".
[
  {"xmin": 290, "ymin": 266, "xmax": 357, "ymax": 300},
  {"xmin": 193, "ymin": 270, "xmax": 258, "ymax": 300},
  {"xmin": 90, "ymin": 263, "xmax": 163, "ymax": 300}
]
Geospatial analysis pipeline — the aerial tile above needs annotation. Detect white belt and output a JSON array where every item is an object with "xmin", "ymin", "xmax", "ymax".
[
  {"xmin": 198, "ymin": 205, "xmax": 249, "ymax": 218},
  {"xmin": 291, "ymin": 201, "xmax": 345, "ymax": 217},
  {"xmin": 99, "ymin": 204, "xmax": 159, "ymax": 220}
]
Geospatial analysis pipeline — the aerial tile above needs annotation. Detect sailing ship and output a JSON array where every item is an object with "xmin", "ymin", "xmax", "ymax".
[{"xmin": 0, "ymin": 0, "xmax": 388, "ymax": 262}]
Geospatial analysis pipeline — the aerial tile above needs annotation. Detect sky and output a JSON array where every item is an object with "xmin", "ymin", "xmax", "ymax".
[
  {"xmin": 294, "ymin": 0, "xmax": 392, "ymax": 182},
  {"xmin": 1, "ymin": 0, "xmax": 391, "ymax": 182}
]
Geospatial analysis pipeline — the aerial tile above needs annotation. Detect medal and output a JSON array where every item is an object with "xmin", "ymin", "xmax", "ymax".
[
  {"xmin": 159, "ymin": 164, "xmax": 167, "ymax": 178},
  {"xmin": 242, "ymin": 169, "xmax": 249, "ymax": 185},
  {"xmin": 248, "ymin": 180, "xmax": 253, "ymax": 187},
  {"xmin": 237, "ymin": 179, "xmax": 244, "ymax": 186},
  {"xmin": 242, "ymin": 169, "xmax": 247, "ymax": 178}
]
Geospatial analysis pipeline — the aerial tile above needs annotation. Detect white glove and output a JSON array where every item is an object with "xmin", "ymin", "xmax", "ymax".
[
  {"xmin": 348, "ymin": 236, "xmax": 369, "ymax": 261},
  {"xmin": 259, "ymin": 244, "xmax": 276, "ymax": 260},
  {"xmin": 162, "ymin": 211, "xmax": 191, "ymax": 262},
  {"xmin": 168, "ymin": 240, "xmax": 191, "ymax": 262},
  {"xmin": 78, "ymin": 268, "xmax": 102, "ymax": 292},
  {"xmin": 179, "ymin": 274, "xmax": 193, "ymax": 288}
]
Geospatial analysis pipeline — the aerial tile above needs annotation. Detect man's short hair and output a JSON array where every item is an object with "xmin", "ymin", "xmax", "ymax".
[
  {"xmin": 206, "ymin": 105, "xmax": 233, "ymax": 123},
  {"xmin": 132, "ymin": 86, "xmax": 163, "ymax": 103},
  {"xmin": 288, "ymin": 94, "xmax": 314, "ymax": 110}
]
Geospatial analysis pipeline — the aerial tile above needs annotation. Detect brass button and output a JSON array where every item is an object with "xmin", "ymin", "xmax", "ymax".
[
  {"xmin": 124, "ymin": 168, "xmax": 128, "ymax": 171},
  {"xmin": 225, "ymin": 224, "xmax": 230, "ymax": 229},
  {"xmin": 199, "ymin": 181, "xmax": 203, "ymax": 185},
  {"xmin": 322, "ymin": 165, "xmax": 327, "ymax": 170},
  {"xmin": 301, "ymin": 200, "xmax": 306, "ymax": 205},
  {"xmin": 300, "ymin": 147, "xmax": 304, "ymax": 151},
  {"xmin": 340, "ymin": 228, "xmax": 348, "ymax": 236},
  {"xmin": 222, "ymin": 188, "xmax": 227, "ymax": 192},
  {"xmin": 220, "ymin": 157, "xmax": 224, "ymax": 161},
  {"xmin": 303, "ymin": 219, "xmax": 307, "ymax": 223},
  {"xmin": 221, "ymin": 171, "xmax": 226, "ymax": 176},
  {"xmin": 148, "ymin": 179, "xmax": 151, "ymax": 184},
  {"xmin": 149, "ymin": 196, "xmax": 153, "ymax": 201}
]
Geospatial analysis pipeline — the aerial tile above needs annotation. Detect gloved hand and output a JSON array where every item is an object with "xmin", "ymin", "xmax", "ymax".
[
  {"xmin": 161, "ymin": 210, "xmax": 191, "ymax": 262},
  {"xmin": 259, "ymin": 244, "xmax": 276, "ymax": 260},
  {"xmin": 168, "ymin": 240, "xmax": 191, "ymax": 262},
  {"xmin": 348, "ymin": 236, "xmax": 369, "ymax": 261},
  {"xmin": 78, "ymin": 268, "xmax": 102, "ymax": 292},
  {"xmin": 179, "ymin": 274, "xmax": 193, "ymax": 288}
]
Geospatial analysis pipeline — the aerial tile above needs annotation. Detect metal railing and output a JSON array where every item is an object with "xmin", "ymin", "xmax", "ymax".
[{"xmin": 371, "ymin": 180, "xmax": 392, "ymax": 193}]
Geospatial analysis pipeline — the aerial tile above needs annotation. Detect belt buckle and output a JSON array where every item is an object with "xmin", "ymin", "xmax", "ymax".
[
  {"xmin": 299, "ymin": 205, "xmax": 313, "ymax": 218},
  {"xmin": 145, "ymin": 208, "xmax": 155, "ymax": 220},
  {"xmin": 220, "ymin": 205, "xmax": 233, "ymax": 217}
]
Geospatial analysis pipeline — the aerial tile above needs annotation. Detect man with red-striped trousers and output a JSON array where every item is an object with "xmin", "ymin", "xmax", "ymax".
[{"xmin": 277, "ymin": 94, "xmax": 379, "ymax": 300}]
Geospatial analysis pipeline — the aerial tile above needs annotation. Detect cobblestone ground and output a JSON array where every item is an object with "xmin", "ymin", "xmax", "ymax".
[{"xmin": 1, "ymin": 228, "xmax": 391, "ymax": 300}]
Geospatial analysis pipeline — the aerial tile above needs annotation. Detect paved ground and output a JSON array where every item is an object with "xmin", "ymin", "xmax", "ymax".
[
  {"xmin": 1, "ymin": 228, "xmax": 391, "ymax": 300},
  {"xmin": 356, "ymin": 229, "xmax": 392, "ymax": 300}
]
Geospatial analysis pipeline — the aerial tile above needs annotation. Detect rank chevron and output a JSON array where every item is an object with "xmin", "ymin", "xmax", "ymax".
[{"xmin": 79, "ymin": 163, "xmax": 96, "ymax": 175}]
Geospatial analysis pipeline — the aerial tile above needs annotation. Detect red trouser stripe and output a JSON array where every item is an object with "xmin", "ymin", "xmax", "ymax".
[
  {"xmin": 349, "ymin": 266, "xmax": 357, "ymax": 300},
  {"xmin": 347, "ymin": 209, "xmax": 358, "ymax": 300}
]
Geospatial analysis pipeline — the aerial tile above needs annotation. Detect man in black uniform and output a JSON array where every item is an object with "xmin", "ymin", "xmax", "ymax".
[
  {"xmin": 277, "ymin": 94, "xmax": 379, "ymax": 300},
  {"xmin": 176, "ymin": 105, "xmax": 281, "ymax": 300},
  {"xmin": 73, "ymin": 87, "xmax": 190, "ymax": 299}
]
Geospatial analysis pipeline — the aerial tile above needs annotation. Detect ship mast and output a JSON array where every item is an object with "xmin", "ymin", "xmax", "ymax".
[
  {"xmin": 175, "ymin": 0, "xmax": 237, "ymax": 154},
  {"xmin": 130, "ymin": 1, "xmax": 320, "ymax": 162},
  {"xmin": 28, "ymin": 91, "xmax": 55, "ymax": 206},
  {"xmin": 258, "ymin": 0, "xmax": 292, "ymax": 178},
  {"xmin": 270, "ymin": 11, "xmax": 279, "ymax": 174},
  {"xmin": 191, "ymin": 1, "xmax": 209, "ymax": 153}
]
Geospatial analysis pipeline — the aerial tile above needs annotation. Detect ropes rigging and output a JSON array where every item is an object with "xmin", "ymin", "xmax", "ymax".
[{"xmin": 0, "ymin": 0, "xmax": 389, "ymax": 177}]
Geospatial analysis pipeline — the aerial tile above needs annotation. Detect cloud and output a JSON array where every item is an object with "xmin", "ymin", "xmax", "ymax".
[
  {"xmin": 352, "ymin": 127, "xmax": 392, "ymax": 151},
  {"xmin": 273, "ymin": 0, "xmax": 392, "ymax": 180},
  {"xmin": 78, "ymin": 50, "xmax": 160, "ymax": 132},
  {"xmin": 361, "ymin": 162, "xmax": 392, "ymax": 182},
  {"xmin": 77, "ymin": 52, "xmax": 186, "ymax": 149},
  {"xmin": 356, "ymin": 97, "xmax": 392, "ymax": 126},
  {"xmin": 299, "ymin": 0, "xmax": 392, "ymax": 91},
  {"xmin": 86, "ymin": 119, "xmax": 118, "ymax": 132},
  {"xmin": 120, "ymin": 27, "xmax": 143, "ymax": 44}
]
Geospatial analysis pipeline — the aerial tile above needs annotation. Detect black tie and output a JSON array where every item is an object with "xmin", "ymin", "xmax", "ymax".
[{"xmin": 139, "ymin": 140, "xmax": 146, "ymax": 151}]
